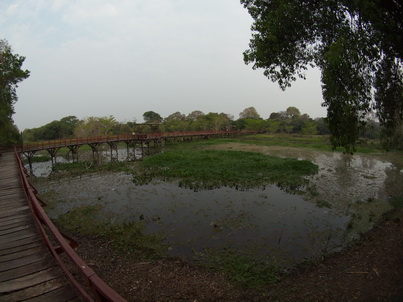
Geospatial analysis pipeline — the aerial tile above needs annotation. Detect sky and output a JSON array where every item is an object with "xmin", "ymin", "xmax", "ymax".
[{"xmin": 2, "ymin": 0, "xmax": 327, "ymax": 131}]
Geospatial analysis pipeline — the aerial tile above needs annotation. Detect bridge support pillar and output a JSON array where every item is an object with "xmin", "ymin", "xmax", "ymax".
[
  {"xmin": 107, "ymin": 142, "xmax": 118, "ymax": 163},
  {"xmin": 88, "ymin": 143, "xmax": 101, "ymax": 165},
  {"xmin": 140, "ymin": 139, "xmax": 149, "ymax": 157},
  {"xmin": 22, "ymin": 151, "xmax": 37, "ymax": 175},
  {"xmin": 124, "ymin": 140, "xmax": 137, "ymax": 161},
  {"xmin": 46, "ymin": 148, "xmax": 61, "ymax": 166},
  {"xmin": 67, "ymin": 145, "xmax": 80, "ymax": 163}
]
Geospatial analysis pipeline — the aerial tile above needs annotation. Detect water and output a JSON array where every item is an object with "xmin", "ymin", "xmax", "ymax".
[
  {"xmin": 28, "ymin": 147, "xmax": 143, "ymax": 177},
  {"xmin": 29, "ymin": 146, "xmax": 400, "ymax": 264}
]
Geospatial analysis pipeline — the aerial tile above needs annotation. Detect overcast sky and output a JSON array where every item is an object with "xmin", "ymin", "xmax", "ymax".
[{"xmin": 2, "ymin": 0, "xmax": 327, "ymax": 130}]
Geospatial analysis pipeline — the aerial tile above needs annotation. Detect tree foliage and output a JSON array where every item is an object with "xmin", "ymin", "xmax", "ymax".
[
  {"xmin": 0, "ymin": 39, "xmax": 30, "ymax": 146},
  {"xmin": 241, "ymin": 0, "xmax": 403, "ymax": 151},
  {"xmin": 22, "ymin": 116, "xmax": 79, "ymax": 142},
  {"xmin": 143, "ymin": 111, "xmax": 163, "ymax": 124},
  {"xmin": 74, "ymin": 116, "xmax": 118, "ymax": 137},
  {"xmin": 239, "ymin": 106, "xmax": 261, "ymax": 119}
]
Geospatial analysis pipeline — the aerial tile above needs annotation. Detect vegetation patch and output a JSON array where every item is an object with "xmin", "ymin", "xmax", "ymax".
[
  {"xmin": 175, "ymin": 134, "xmax": 381, "ymax": 154},
  {"xmin": 133, "ymin": 149, "xmax": 318, "ymax": 191},
  {"xmin": 23, "ymin": 155, "xmax": 51, "ymax": 163},
  {"xmin": 389, "ymin": 196, "xmax": 403, "ymax": 209},
  {"xmin": 54, "ymin": 205, "xmax": 167, "ymax": 259},
  {"xmin": 345, "ymin": 198, "xmax": 393, "ymax": 241},
  {"xmin": 196, "ymin": 249, "xmax": 280, "ymax": 289},
  {"xmin": 50, "ymin": 161, "xmax": 138, "ymax": 177}
]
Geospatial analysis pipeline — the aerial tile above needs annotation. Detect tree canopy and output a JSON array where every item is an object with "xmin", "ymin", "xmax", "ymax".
[
  {"xmin": 143, "ymin": 111, "xmax": 163, "ymax": 124},
  {"xmin": 241, "ymin": 0, "xmax": 403, "ymax": 151},
  {"xmin": 239, "ymin": 106, "xmax": 261, "ymax": 119},
  {"xmin": 0, "ymin": 39, "xmax": 30, "ymax": 146}
]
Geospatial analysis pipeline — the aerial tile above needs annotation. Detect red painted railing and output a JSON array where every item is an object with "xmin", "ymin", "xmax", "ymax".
[{"xmin": 14, "ymin": 147, "xmax": 127, "ymax": 302}]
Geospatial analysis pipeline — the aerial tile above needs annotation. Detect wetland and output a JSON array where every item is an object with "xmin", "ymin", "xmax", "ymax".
[{"xmin": 27, "ymin": 135, "xmax": 403, "ymax": 300}]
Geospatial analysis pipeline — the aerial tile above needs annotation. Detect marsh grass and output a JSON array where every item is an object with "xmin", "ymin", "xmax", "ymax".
[
  {"xmin": 23, "ymin": 155, "xmax": 51, "ymax": 163},
  {"xmin": 180, "ymin": 134, "xmax": 381, "ymax": 154},
  {"xmin": 134, "ymin": 149, "xmax": 318, "ymax": 191},
  {"xmin": 196, "ymin": 249, "xmax": 280, "ymax": 289},
  {"xmin": 51, "ymin": 161, "xmax": 138, "ymax": 177},
  {"xmin": 55, "ymin": 205, "xmax": 167, "ymax": 259},
  {"xmin": 390, "ymin": 196, "xmax": 403, "ymax": 208}
]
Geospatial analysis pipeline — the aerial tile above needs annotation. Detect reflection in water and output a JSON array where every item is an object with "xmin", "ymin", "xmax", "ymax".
[
  {"xmin": 39, "ymin": 173, "xmax": 348, "ymax": 264},
  {"xmin": 30, "ymin": 146, "xmax": 400, "ymax": 265},
  {"xmin": 29, "ymin": 147, "xmax": 143, "ymax": 177}
]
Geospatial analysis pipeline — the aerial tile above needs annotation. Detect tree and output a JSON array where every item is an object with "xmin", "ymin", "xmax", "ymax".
[
  {"xmin": 187, "ymin": 110, "xmax": 204, "ymax": 121},
  {"xmin": 0, "ymin": 39, "xmax": 30, "ymax": 146},
  {"xmin": 163, "ymin": 111, "xmax": 188, "ymax": 132},
  {"xmin": 241, "ymin": 0, "xmax": 403, "ymax": 152},
  {"xmin": 74, "ymin": 116, "xmax": 118, "ymax": 137},
  {"xmin": 143, "ymin": 111, "xmax": 162, "ymax": 124},
  {"xmin": 239, "ymin": 106, "xmax": 261, "ymax": 119},
  {"xmin": 285, "ymin": 106, "xmax": 301, "ymax": 120}
]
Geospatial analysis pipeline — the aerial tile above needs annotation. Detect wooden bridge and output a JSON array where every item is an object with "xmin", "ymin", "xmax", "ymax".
[
  {"xmin": 0, "ymin": 150, "xmax": 126, "ymax": 301},
  {"xmin": 19, "ymin": 130, "xmax": 239, "ymax": 171},
  {"xmin": 0, "ymin": 130, "xmax": 245, "ymax": 300}
]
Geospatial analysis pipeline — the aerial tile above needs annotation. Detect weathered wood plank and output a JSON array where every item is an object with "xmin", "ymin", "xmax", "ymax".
[
  {"xmin": 0, "ymin": 275, "xmax": 73, "ymax": 301},
  {"xmin": 0, "ymin": 206, "xmax": 30, "ymax": 218},
  {"xmin": 0, "ymin": 228, "xmax": 38, "ymax": 243},
  {"xmin": 0, "ymin": 252, "xmax": 48, "ymax": 272},
  {"xmin": 0, "ymin": 218, "xmax": 33, "ymax": 231},
  {"xmin": 0, "ymin": 224, "xmax": 31, "ymax": 236},
  {"xmin": 0, "ymin": 240, "xmax": 42, "ymax": 257},
  {"xmin": 23, "ymin": 285, "xmax": 80, "ymax": 302},
  {"xmin": 0, "ymin": 234, "xmax": 41, "ymax": 252},
  {"xmin": 0, "ymin": 245, "xmax": 44, "ymax": 263},
  {"xmin": 0, "ymin": 267, "xmax": 62, "ymax": 293},
  {"xmin": 0, "ymin": 258, "xmax": 53, "ymax": 282}
]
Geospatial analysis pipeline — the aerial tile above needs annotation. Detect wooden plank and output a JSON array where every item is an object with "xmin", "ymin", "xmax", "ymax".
[
  {"xmin": 0, "ymin": 196, "xmax": 26, "ymax": 205},
  {"xmin": 0, "ymin": 202, "xmax": 28, "ymax": 211},
  {"xmin": 0, "ymin": 234, "xmax": 41, "ymax": 252},
  {"xmin": 0, "ymin": 245, "xmax": 44, "ymax": 262},
  {"xmin": 0, "ymin": 228, "xmax": 38, "ymax": 243},
  {"xmin": 0, "ymin": 258, "xmax": 53, "ymax": 283},
  {"xmin": 0, "ymin": 218, "xmax": 33, "ymax": 231},
  {"xmin": 0, "ymin": 206, "xmax": 30, "ymax": 218},
  {"xmin": 0, "ymin": 267, "xmax": 62, "ymax": 293},
  {"xmin": 23, "ymin": 285, "xmax": 80, "ymax": 302},
  {"xmin": 0, "ymin": 191, "xmax": 23, "ymax": 200},
  {"xmin": 0, "ymin": 253, "xmax": 48, "ymax": 272},
  {"xmin": 0, "ymin": 224, "xmax": 31, "ymax": 236},
  {"xmin": 0, "ymin": 240, "xmax": 42, "ymax": 257},
  {"xmin": 0, "ymin": 211, "xmax": 31, "ymax": 222},
  {"xmin": 0, "ymin": 274, "xmax": 70, "ymax": 301}
]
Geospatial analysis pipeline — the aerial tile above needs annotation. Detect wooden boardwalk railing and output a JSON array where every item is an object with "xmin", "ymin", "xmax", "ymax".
[{"xmin": 0, "ymin": 151, "xmax": 126, "ymax": 301}]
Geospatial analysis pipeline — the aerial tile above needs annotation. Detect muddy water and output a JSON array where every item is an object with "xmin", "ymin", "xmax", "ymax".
[
  {"xmin": 30, "ymin": 145, "xmax": 402, "ymax": 265},
  {"xmin": 29, "ymin": 147, "xmax": 143, "ymax": 177}
]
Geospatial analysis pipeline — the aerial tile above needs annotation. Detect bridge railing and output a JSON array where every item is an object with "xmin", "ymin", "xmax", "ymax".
[
  {"xmin": 14, "ymin": 147, "xmax": 127, "ymax": 302},
  {"xmin": 19, "ymin": 130, "xmax": 242, "ymax": 152}
]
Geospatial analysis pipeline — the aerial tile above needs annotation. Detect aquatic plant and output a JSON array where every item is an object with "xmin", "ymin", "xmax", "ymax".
[{"xmin": 133, "ymin": 149, "xmax": 318, "ymax": 191}]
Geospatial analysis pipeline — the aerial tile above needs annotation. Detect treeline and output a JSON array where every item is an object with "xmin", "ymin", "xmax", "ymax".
[
  {"xmin": 22, "ymin": 106, "xmax": 382, "ymax": 143},
  {"xmin": 0, "ymin": 39, "xmax": 30, "ymax": 147}
]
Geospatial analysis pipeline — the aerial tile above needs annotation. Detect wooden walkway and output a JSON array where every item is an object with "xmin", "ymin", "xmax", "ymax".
[{"xmin": 0, "ymin": 152, "xmax": 81, "ymax": 301}]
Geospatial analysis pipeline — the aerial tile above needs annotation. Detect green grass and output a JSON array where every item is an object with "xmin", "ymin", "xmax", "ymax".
[
  {"xmin": 174, "ymin": 134, "xmax": 382, "ymax": 154},
  {"xmin": 390, "ymin": 196, "xmax": 403, "ymax": 208},
  {"xmin": 134, "ymin": 149, "xmax": 318, "ymax": 191},
  {"xmin": 23, "ymin": 155, "xmax": 51, "ymax": 163},
  {"xmin": 196, "ymin": 249, "xmax": 280, "ymax": 289}
]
